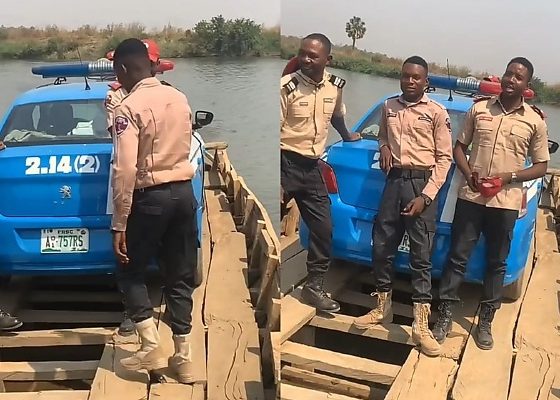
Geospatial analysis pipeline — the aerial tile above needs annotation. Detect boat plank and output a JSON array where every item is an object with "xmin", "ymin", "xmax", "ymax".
[
  {"xmin": 385, "ymin": 349, "xmax": 458, "ymax": 400},
  {"xmin": 0, "ymin": 391, "xmax": 89, "ymax": 400},
  {"xmin": 281, "ymin": 341, "xmax": 400, "ymax": 386},
  {"xmin": 0, "ymin": 361, "xmax": 97, "ymax": 381},
  {"xmin": 280, "ymin": 383, "xmax": 363, "ymax": 400},
  {"xmin": 508, "ymin": 347, "xmax": 560, "ymax": 400},
  {"xmin": 0, "ymin": 327, "xmax": 113, "ymax": 348}
]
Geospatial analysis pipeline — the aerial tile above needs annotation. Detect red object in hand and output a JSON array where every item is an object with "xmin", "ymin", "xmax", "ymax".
[
  {"xmin": 282, "ymin": 56, "xmax": 300, "ymax": 76},
  {"xmin": 479, "ymin": 176, "xmax": 503, "ymax": 198}
]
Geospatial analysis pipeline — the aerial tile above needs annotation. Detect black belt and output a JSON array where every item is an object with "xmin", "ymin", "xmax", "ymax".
[
  {"xmin": 388, "ymin": 168, "xmax": 431, "ymax": 179},
  {"xmin": 135, "ymin": 180, "xmax": 190, "ymax": 193},
  {"xmin": 281, "ymin": 149, "xmax": 319, "ymax": 167}
]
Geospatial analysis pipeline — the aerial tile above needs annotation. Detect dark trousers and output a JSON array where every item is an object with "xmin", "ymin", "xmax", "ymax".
[
  {"xmin": 372, "ymin": 169, "xmax": 437, "ymax": 303},
  {"xmin": 116, "ymin": 180, "xmax": 198, "ymax": 335},
  {"xmin": 281, "ymin": 150, "xmax": 332, "ymax": 276},
  {"xmin": 439, "ymin": 198, "xmax": 518, "ymax": 310}
]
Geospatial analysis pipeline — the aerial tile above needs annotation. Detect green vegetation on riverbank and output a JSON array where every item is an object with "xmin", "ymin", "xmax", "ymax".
[
  {"xmin": 281, "ymin": 35, "xmax": 560, "ymax": 105},
  {"xmin": 0, "ymin": 17, "xmax": 280, "ymax": 60}
]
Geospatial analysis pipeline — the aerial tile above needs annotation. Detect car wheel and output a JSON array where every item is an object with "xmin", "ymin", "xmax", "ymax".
[{"xmin": 502, "ymin": 273, "xmax": 525, "ymax": 301}]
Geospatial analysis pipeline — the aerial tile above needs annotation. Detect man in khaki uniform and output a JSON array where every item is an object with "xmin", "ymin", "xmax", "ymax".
[
  {"xmin": 104, "ymin": 39, "xmax": 162, "ymax": 337},
  {"xmin": 353, "ymin": 56, "xmax": 453, "ymax": 357},
  {"xmin": 281, "ymin": 33, "xmax": 360, "ymax": 313},
  {"xmin": 110, "ymin": 38, "xmax": 197, "ymax": 383},
  {"xmin": 432, "ymin": 57, "xmax": 550, "ymax": 350}
]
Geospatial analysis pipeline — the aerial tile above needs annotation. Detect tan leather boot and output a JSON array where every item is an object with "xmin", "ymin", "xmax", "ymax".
[
  {"xmin": 169, "ymin": 334, "xmax": 195, "ymax": 384},
  {"xmin": 120, "ymin": 317, "xmax": 167, "ymax": 371},
  {"xmin": 353, "ymin": 291, "xmax": 393, "ymax": 329},
  {"xmin": 412, "ymin": 303, "xmax": 441, "ymax": 356}
]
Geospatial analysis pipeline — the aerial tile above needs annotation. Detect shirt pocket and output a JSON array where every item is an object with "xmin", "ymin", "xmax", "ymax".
[
  {"xmin": 290, "ymin": 101, "xmax": 312, "ymax": 118},
  {"xmin": 412, "ymin": 120, "xmax": 433, "ymax": 148},
  {"xmin": 506, "ymin": 125, "xmax": 531, "ymax": 156},
  {"xmin": 475, "ymin": 118, "xmax": 495, "ymax": 146},
  {"xmin": 322, "ymin": 98, "xmax": 336, "ymax": 115}
]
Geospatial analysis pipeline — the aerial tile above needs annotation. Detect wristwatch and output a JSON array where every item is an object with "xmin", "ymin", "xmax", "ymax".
[
  {"xmin": 421, "ymin": 194, "xmax": 432, "ymax": 206},
  {"xmin": 511, "ymin": 172, "xmax": 518, "ymax": 183}
]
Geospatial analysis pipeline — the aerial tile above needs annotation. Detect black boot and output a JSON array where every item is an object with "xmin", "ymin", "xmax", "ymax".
[
  {"xmin": 301, "ymin": 274, "xmax": 340, "ymax": 313},
  {"xmin": 0, "ymin": 309, "xmax": 23, "ymax": 331},
  {"xmin": 474, "ymin": 304, "xmax": 496, "ymax": 350},
  {"xmin": 118, "ymin": 311, "xmax": 136, "ymax": 336},
  {"xmin": 432, "ymin": 301, "xmax": 453, "ymax": 343}
]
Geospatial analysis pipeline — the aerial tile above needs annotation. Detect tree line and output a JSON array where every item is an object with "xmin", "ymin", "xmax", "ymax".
[{"xmin": 0, "ymin": 16, "xmax": 280, "ymax": 60}]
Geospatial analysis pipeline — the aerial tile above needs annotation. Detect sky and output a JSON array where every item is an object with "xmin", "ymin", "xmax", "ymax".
[
  {"xmin": 0, "ymin": 0, "xmax": 280, "ymax": 29},
  {"xmin": 282, "ymin": 0, "xmax": 560, "ymax": 84}
]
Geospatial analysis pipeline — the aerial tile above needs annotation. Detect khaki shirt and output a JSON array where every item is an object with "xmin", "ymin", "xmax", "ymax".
[
  {"xmin": 104, "ymin": 83, "xmax": 127, "ymax": 130},
  {"xmin": 457, "ymin": 96, "xmax": 550, "ymax": 210},
  {"xmin": 111, "ymin": 77, "xmax": 194, "ymax": 231},
  {"xmin": 280, "ymin": 70, "xmax": 345, "ymax": 158},
  {"xmin": 378, "ymin": 94, "xmax": 453, "ymax": 200}
]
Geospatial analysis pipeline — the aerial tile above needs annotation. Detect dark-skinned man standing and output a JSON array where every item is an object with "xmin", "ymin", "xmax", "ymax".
[
  {"xmin": 105, "ymin": 38, "xmax": 162, "ymax": 337},
  {"xmin": 110, "ymin": 38, "xmax": 197, "ymax": 383},
  {"xmin": 353, "ymin": 56, "xmax": 453, "ymax": 357},
  {"xmin": 432, "ymin": 57, "xmax": 550, "ymax": 350},
  {"xmin": 281, "ymin": 33, "xmax": 360, "ymax": 312}
]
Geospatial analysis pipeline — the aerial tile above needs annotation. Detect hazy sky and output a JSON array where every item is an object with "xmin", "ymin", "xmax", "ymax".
[
  {"xmin": 0, "ymin": 0, "xmax": 280, "ymax": 29},
  {"xmin": 282, "ymin": 0, "xmax": 560, "ymax": 84}
]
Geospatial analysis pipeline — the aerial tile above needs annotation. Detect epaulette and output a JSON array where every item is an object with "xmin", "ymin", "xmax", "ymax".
[
  {"xmin": 329, "ymin": 74, "xmax": 346, "ymax": 89},
  {"xmin": 108, "ymin": 82, "xmax": 122, "ymax": 90},
  {"xmin": 160, "ymin": 80, "xmax": 172, "ymax": 87},
  {"xmin": 283, "ymin": 77, "xmax": 299, "ymax": 94},
  {"xmin": 472, "ymin": 95, "xmax": 492, "ymax": 103},
  {"xmin": 530, "ymin": 104, "xmax": 546, "ymax": 119}
]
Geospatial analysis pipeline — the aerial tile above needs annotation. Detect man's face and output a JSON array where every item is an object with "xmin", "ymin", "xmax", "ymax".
[
  {"xmin": 501, "ymin": 62, "xmax": 530, "ymax": 99},
  {"xmin": 297, "ymin": 38, "xmax": 330, "ymax": 78},
  {"xmin": 400, "ymin": 63, "xmax": 428, "ymax": 101}
]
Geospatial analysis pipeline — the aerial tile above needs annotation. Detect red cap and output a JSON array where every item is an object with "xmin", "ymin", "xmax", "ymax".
[
  {"xmin": 282, "ymin": 56, "xmax": 300, "ymax": 76},
  {"xmin": 479, "ymin": 177, "xmax": 503, "ymax": 198},
  {"xmin": 106, "ymin": 39, "xmax": 160, "ymax": 63}
]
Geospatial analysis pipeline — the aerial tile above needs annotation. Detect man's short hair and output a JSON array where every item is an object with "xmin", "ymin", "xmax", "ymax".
[
  {"xmin": 303, "ymin": 33, "xmax": 332, "ymax": 54},
  {"xmin": 507, "ymin": 57, "xmax": 534, "ymax": 80},
  {"xmin": 113, "ymin": 38, "xmax": 150, "ymax": 64},
  {"xmin": 403, "ymin": 55, "xmax": 428, "ymax": 73}
]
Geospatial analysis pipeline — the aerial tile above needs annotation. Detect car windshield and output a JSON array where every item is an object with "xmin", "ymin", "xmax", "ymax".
[
  {"xmin": 0, "ymin": 100, "xmax": 111, "ymax": 146},
  {"xmin": 357, "ymin": 104, "xmax": 467, "ymax": 144}
]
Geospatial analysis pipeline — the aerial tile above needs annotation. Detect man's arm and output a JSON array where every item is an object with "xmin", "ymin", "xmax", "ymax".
[
  {"xmin": 331, "ymin": 89, "xmax": 360, "ymax": 141},
  {"xmin": 110, "ymin": 105, "xmax": 139, "ymax": 232},
  {"xmin": 422, "ymin": 110, "xmax": 453, "ymax": 200},
  {"xmin": 280, "ymin": 84, "xmax": 287, "ymax": 128}
]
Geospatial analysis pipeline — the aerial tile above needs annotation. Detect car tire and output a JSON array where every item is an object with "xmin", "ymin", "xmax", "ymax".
[{"xmin": 502, "ymin": 273, "xmax": 525, "ymax": 301}]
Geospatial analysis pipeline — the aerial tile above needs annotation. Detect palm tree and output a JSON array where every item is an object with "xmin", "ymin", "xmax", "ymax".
[{"xmin": 345, "ymin": 16, "xmax": 366, "ymax": 50}]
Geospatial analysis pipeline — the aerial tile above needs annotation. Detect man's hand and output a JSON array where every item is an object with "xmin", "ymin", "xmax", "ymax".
[
  {"xmin": 379, "ymin": 145, "xmax": 393, "ymax": 173},
  {"xmin": 0, "ymin": 141, "xmax": 5, "ymax": 151},
  {"xmin": 401, "ymin": 197, "xmax": 426, "ymax": 217},
  {"xmin": 493, "ymin": 172, "xmax": 512, "ymax": 185},
  {"xmin": 343, "ymin": 132, "xmax": 362, "ymax": 142},
  {"xmin": 467, "ymin": 172, "xmax": 479, "ymax": 192},
  {"xmin": 112, "ymin": 230, "xmax": 129, "ymax": 264}
]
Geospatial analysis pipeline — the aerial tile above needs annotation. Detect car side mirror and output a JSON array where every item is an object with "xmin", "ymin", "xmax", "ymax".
[
  {"xmin": 193, "ymin": 111, "xmax": 213, "ymax": 130},
  {"xmin": 549, "ymin": 140, "xmax": 559, "ymax": 154}
]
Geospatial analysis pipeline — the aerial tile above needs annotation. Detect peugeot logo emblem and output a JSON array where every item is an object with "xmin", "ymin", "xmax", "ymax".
[{"xmin": 60, "ymin": 185, "xmax": 72, "ymax": 199}]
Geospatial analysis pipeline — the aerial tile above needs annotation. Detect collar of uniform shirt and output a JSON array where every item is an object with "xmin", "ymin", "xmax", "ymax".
[
  {"xmin": 128, "ymin": 76, "xmax": 161, "ymax": 95},
  {"xmin": 397, "ymin": 93, "xmax": 430, "ymax": 107},
  {"xmin": 491, "ymin": 95, "xmax": 527, "ymax": 115},
  {"xmin": 296, "ymin": 70, "xmax": 329, "ymax": 87}
]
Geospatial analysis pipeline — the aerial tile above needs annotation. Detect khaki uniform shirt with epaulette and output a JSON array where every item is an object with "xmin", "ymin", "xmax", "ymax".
[
  {"xmin": 111, "ymin": 77, "xmax": 194, "ymax": 231},
  {"xmin": 457, "ymin": 96, "xmax": 550, "ymax": 211},
  {"xmin": 105, "ymin": 85, "xmax": 127, "ymax": 130},
  {"xmin": 378, "ymin": 94, "xmax": 453, "ymax": 200},
  {"xmin": 280, "ymin": 70, "xmax": 345, "ymax": 159}
]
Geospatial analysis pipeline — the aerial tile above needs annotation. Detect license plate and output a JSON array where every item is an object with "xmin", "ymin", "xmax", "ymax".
[
  {"xmin": 398, "ymin": 232, "xmax": 410, "ymax": 253},
  {"xmin": 41, "ymin": 228, "xmax": 89, "ymax": 253}
]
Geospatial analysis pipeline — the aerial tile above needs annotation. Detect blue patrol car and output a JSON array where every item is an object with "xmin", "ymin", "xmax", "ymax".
[
  {"xmin": 0, "ymin": 61, "xmax": 212, "ymax": 285},
  {"xmin": 300, "ymin": 75, "xmax": 558, "ymax": 300}
]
